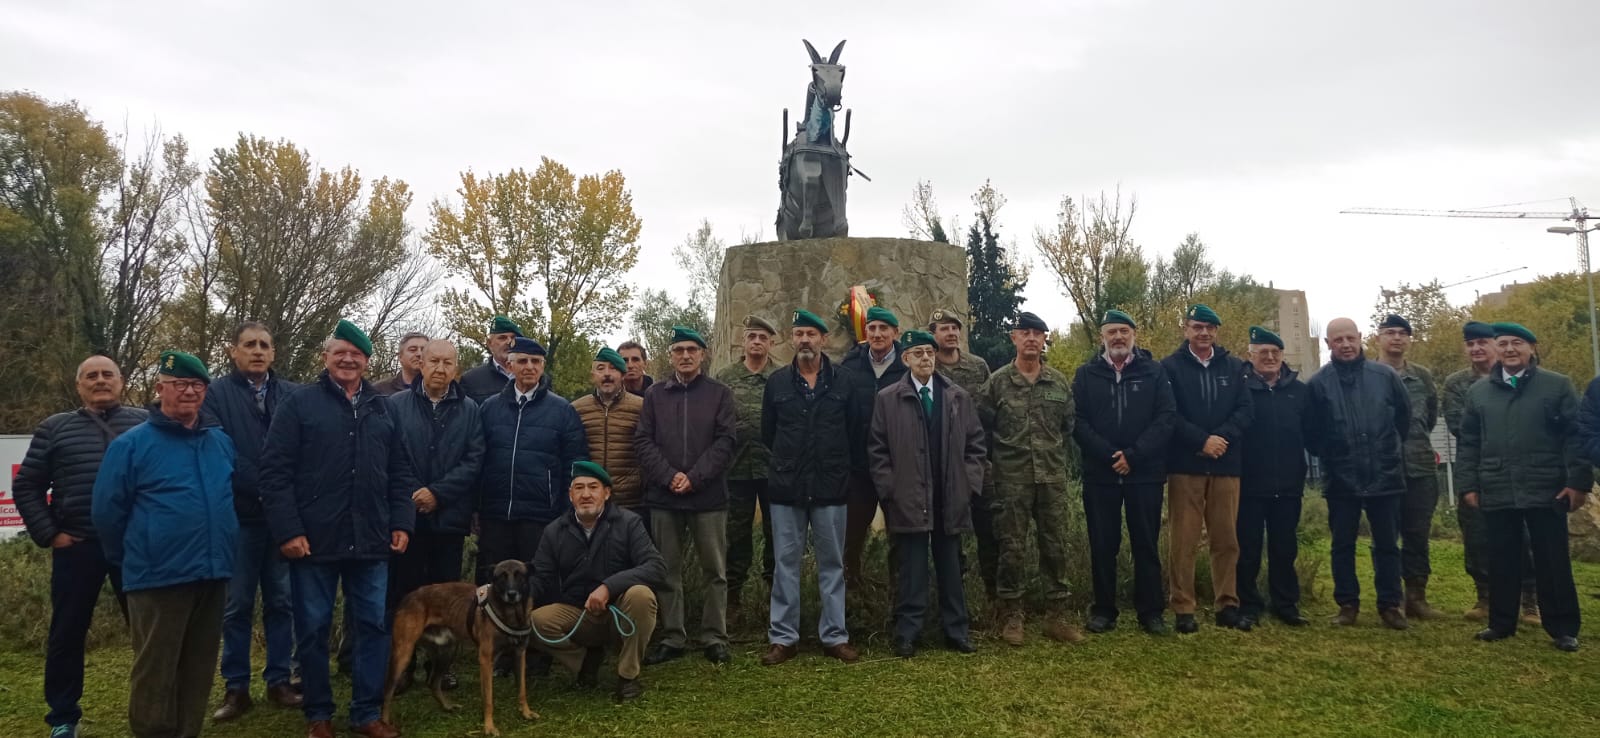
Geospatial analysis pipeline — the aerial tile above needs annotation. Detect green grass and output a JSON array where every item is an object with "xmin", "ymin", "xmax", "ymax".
[{"xmin": 1, "ymin": 533, "xmax": 1598, "ymax": 737}]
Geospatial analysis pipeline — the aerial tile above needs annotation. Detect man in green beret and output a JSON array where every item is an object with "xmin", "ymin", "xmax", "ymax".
[
  {"xmin": 1374, "ymin": 314, "xmax": 1445, "ymax": 620},
  {"xmin": 1461, "ymin": 324, "xmax": 1587, "ymax": 652},
  {"xmin": 93, "ymin": 351, "xmax": 238, "ymax": 738},
  {"xmin": 636, "ymin": 326, "xmax": 738, "ymax": 665},
  {"xmin": 840, "ymin": 305, "xmax": 907, "ymax": 587},
  {"xmin": 928, "ymin": 308, "xmax": 998, "ymax": 600},
  {"xmin": 460, "ymin": 316, "xmax": 523, "ymax": 404},
  {"xmin": 1236, "ymin": 326, "xmax": 1312, "ymax": 629},
  {"xmin": 1443, "ymin": 320, "xmax": 1537, "ymax": 622},
  {"xmin": 714, "ymin": 315, "xmax": 780, "ymax": 618},
  {"xmin": 571, "ymin": 347, "xmax": 645, "ymax": 518}
]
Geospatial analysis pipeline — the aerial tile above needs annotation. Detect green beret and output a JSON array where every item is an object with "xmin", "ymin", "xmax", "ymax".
[
  {"xmin": 1491, "ymin": 322, "xmax": 1536, "ymax": 344},
  {"xmin": 1462, "ymin": 321, "xmax": 1495, "ymax": 341},
  {"xmin": 670, "ymin": 325, "xmax": 706, "ymax": 349},
  {"xmin": 1248, "ymin": 326, "xmax": 1283, "ymax": 349},
  {"xmin": 158, "ymin": 350, "xmax": 210, "ymax": 383},
  {"xmin": 595, "ymin": 347, "xmax": 626, "ymax": 373},
  {"xmin": 741, "ymin": 314, "xmax": 778, "ymax": 335},
  {"xmin": 928, "ymin": 308, "xmax": 964, "ymax": 328},
  {"xmin": 1185, "ymin": 304, "xmax": 1221, "ymax": 326},
  {"xmin": 792, "ymin": 309, "xmax": 829, "ymax": 334},
  {"xmin": 900, "ymin": 330, "xmax": 936, "ymax": 350},
  {"xmin": 333, "ymin": 319, "xmax": 373, "ymax": 357},
  {"xmin": 865, "ymin": 306, "xmax": 899, "ymax": 328},
  {"xmin": 571, "ymin": 460, "xmax": 612, "ymax": 487},
  {"xmin": 1101, "ymin": 309, "xmax": 1136, "ymax": 329},
  {"xmin": 490, "ymin": 315, "xmax": 524, "ymax": 337}
]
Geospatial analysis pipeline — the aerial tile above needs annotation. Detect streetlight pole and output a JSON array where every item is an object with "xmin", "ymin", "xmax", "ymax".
[{"xmin": 1548, "ymin": 221, "xmax": 1600, "ymax": 380}]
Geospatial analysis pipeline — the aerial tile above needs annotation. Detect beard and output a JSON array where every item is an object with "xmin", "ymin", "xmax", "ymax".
[{"xmin": 1106, "ymin": 344, "xmax": 1132, "ymax": 361}]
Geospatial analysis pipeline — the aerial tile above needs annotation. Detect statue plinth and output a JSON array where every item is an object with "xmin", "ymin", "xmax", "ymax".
[{"xmin": 713, "ymin": 237, "xmax": 970, "ymax": 372}]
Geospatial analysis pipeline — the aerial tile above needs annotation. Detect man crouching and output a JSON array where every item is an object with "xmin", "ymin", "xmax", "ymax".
[{"xmin": 530, "ymin": 462, "xmax": 666, "ymax": 703}]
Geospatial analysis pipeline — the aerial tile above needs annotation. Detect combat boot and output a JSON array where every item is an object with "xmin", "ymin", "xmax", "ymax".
[
  {"xmin": 1042, "ymin": 605, "xmax": 1086, "ymax": 645},
  {"xmin": 1331, "ymin": 604, "xmax": 1359, "ymax": 626},
  {"xmin": 1521, "ymin": 592, "xmax": 1543, "ymax": 627},
  {"xmin": 1001, "ymin": 606, "xmax": 1025, "ymax": 646},
  {"xmin": 1463, "ymin": 598, "xmax": 1490, "ymax": 622},
  {"xmin": 1379, "ymin": 607, "xmax": 1410, "ymax": 631},
  {"xmin": 1404, "ymin": 578, "xmax": 1446, "ymax": 620}
]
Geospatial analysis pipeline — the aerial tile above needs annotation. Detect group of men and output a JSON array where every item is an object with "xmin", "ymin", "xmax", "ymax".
[{"xmin": 12, "ymin": 298, "xmax": 1594, "ymax": 738}]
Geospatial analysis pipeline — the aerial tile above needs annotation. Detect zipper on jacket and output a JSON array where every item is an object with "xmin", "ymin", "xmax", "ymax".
[{"xmin": 508, "ymin": 400, "xmax": 523, "ymax": 519}]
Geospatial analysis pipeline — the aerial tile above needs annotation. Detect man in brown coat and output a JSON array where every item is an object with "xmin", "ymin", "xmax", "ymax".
[
  {"xmin": 868, "ymin": 331, "xmax": 986, "ymax": 658},
  {"xmin": 571, "ymin": 347, "xmax": 645, "ymax": 516}
]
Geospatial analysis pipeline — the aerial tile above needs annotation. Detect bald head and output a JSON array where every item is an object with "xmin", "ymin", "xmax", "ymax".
[
  {"xmin": 420, "ymin": 339, "xmax": 459, "ymax": 398},
  {"xmin": 76, "ymin": 355, "xmax": 124, "ymax": 410},
  {"xmin": 1325, "ymin": 318, "xmax": 1363, "ymax": 363}
]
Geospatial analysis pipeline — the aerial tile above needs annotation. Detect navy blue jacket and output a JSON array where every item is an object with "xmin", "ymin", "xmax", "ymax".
[
  {"xmin": 1240, "ymin": 364, "xmax": 1311, "ymax": 497},
  {"xmin": 1071, "ymin": 348, "xmax": 1178, "ymax": 485},
  {"xmin": 12, "ymin": 403, "xmax": 147, "ymax": 547},
  {"xmin": 1305, "ymin": 354, "xmax": 1411, "ymax": 498},
  {"xmin": 386, "ymin": 380, "xmax": 484, "ymax": 536},
  {"xmin": 478, "ymin": 377, "xmax": 588, "ymax": 525},
  {"xmin": 91, "ymin": 409, "xmax": 237, "ymax": 592},
  {"xmin": 202, "ymin": 369, "xmax": 300, "ymax": 524},
  {"xmin": 259, "ymin": 372, "xmax": 419, "ymax": 562},
  {"xmin": 1161, "ymin": 342, "xmax": 1253, "ymax": 476}
]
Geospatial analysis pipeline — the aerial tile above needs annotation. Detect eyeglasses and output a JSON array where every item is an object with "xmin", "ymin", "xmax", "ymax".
[{"xmin": 163, "ymin": 379, "xmax": 206, "ymax": 394}]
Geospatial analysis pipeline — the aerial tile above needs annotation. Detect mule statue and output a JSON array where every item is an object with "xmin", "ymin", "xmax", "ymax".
[{"xmin": 776, "ymin": 39, "xmax": 867, "ymax": 241}]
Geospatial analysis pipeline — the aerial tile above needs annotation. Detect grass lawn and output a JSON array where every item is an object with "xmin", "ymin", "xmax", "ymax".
[{"xmin": 1, "ymin": 539, "xmax": 1597, "ymax": 737}]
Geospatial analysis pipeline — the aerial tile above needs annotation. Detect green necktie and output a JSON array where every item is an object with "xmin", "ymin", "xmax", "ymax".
[
  {"xmin": 1508, "ymin": 375, "xmax": 1518, "ymax": 389},
  {"xmin": 920, "ymin": 385, "xmax": 934, "ymax": 417}
]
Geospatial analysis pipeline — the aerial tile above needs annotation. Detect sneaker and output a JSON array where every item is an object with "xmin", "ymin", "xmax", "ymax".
[{"xmin": 49, "ymin": 725, "xmax": 78, "ymax": 738}]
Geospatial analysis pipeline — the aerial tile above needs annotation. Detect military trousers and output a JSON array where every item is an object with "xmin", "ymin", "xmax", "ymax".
[
  {"xmin": 1399, "ymin": 474, "xmax": 1440, "ymax": 582},
  {"xmin": 992, "ymin": 481, "xmax": 1072, "ymax": 602},
  {"xmin": 726, "ymin": 479, "xmax": 775, "ymax": 599},
  {"xmin": 1167, "ymin": 474, "xmax": 1241, "ymax": 614}
]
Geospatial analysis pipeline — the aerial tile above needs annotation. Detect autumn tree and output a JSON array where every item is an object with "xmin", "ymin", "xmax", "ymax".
[
  {"xmin": 1033, "ymin": 189, "xmax": 1138, "ymax": 343},
  {"xmin": 1470, "ymin": 273, "xmax": 1597, "ymax": 384},
  {"xmin": 966, "ymin": 181, "xmax": 1028, "ymax": 367},
  {"xmin": 1367, "ymin": 280, "xmax": 1470, "ymax": 376},
  {"xmin": 673, "ymin": 217, "xmax": 725, "ymax": 335},
  {"xmin": 902, "ymin": 179, "xmax": 959, "ymax": 244},
  {"xmin": 629, "ymin": 287, "xmax": 712, "ymax": 377}
]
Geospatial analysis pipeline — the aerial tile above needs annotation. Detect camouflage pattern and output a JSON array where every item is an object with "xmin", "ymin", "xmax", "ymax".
[
  {"xmin": 992, "ymin": 481, "xmax": 1072, "ymax": 601},
  {"xmin": 936, "ymin": 350, "xmax": 991, "ymax": 394},
  {"xmin": 1397, "ymin": 361, "xmax": 1439, "ymax": 478},
  {"xmin": 975, "ymin": 363, "xmax": 1076, "ymax": 485},
  {"xmin": 715, "ymin": 358, "xmax": 779, "ymax": 481},
  {"xmin": 1442, "ymin": 367, "xmax": 1489, "ymax": 439},
  {"xmin": 937, "ymin": 349, "xmax": 997, "ymax": 593}
]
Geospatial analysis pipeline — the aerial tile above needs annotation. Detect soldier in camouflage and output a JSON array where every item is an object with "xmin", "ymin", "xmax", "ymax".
[
  {"xmin": 1374, "ymin": 314, "xmax": 1446, "ymax": 619},
  {"xmin": 975, "ymin": 311, "xmax": 1082, "ymax": 647},
  {"xmin": 929, "ymin": 308, "xmax": 997, "ymax": 600},
  {"xmin": 715, "ymin": 315, "xmax": 780, "ymax": 617}
]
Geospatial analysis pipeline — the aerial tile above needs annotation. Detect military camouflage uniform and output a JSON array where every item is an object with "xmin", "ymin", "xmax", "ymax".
[
  {"xmin": 975, "ymin": 362, "xmax": 1075, "ymax": 604},
  {"xmin": 716, "ymin": 358, "xmax": 779, "ymax": 601},
  {"xmin": 1442, "ymin": 366, "xmax": 1534, "ymax": 602},
  {"xmin": 937, "ymin": 350, "xmax": 997, "ymax": 595},
  {"xmin": 1395, "ymin": 362, "xmax": 1440, "ymax": 586}
]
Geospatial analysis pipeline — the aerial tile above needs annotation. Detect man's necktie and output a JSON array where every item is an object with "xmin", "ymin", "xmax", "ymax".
[{"xmin": 920, "ymin": 385, "xmax": 933, "ymax": 417}]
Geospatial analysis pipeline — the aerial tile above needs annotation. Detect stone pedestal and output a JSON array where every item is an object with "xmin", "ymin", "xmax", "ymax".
[{"xmin": 714, "ymin": 237, "xmax": 969, "ymax": 372}]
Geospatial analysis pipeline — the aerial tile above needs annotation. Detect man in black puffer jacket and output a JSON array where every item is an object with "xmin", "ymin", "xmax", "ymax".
[
  {"xmin": 1305, "ymin": 317, "xmax": 1412, "ymax": 631},
  {"xmin": 1160, "ymin": 304, "xmax": 1253, "ymax": 634},
  {"xmin": 13, "ymin": 355, "xmax": 147, "ymax": 737},
  {"xmin": 1072, "ymin": 310, "xmax": 1177, "ymax": 636},
  {"xmin": 1236, "ymin": 327, "xmax": 1311, "ymax": 630}
]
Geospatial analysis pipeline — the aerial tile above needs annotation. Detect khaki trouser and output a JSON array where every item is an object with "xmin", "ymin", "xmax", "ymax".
[
  {"xmin": 127, "ymin": 580, "xmax": 226, "ymax": 738},
  {"xmin": 530, "ymin": 585, "xmax": 657, "ymax": 680},
  {"xmin": 1167, "ymin": 474, "xmax": 1241, "ymax": 614}
]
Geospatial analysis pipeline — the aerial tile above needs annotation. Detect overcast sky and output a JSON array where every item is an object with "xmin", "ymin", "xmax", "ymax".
[{"xmin": 6, "ymin": 0, "xmax": 1598, "ymax": 350}]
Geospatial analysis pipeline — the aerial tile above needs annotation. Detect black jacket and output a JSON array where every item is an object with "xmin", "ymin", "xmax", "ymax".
[
  {"xmin": 1071, "ymin": 349, "xmax": 1177, "ymax": 485},
  {"xmin": 202, "ymin": 369, "xmax": 300, "ymax": 524},
  {"xmin": 761, "ymin": 355, "xmax": 867, "ymax": 507},
  {"xmin": 478, "ymin": 377, "xmax": 588, "ymax": 525},
  {"xmin": 529, "ymin": 504, "xmax": 666, "ymax": 609},
  {"xmin": 460, "ymin": 360, "xmax": 514, "ymax": 405},
  {"xmin": 634, "ymin": 373, "xmax": 737, "ymax": 513},
  {"xmin": 13, "ymin": 404, "xmax": 148, "ymax": 547},
  {"xmin": 259, "ymin": 372, "xmax": 419, "ymax": 562},
  {"xmin": 1305, "ymin": 354, "xmax": 1411, "ymax": 498},
  {"xmin": 840, "ymin": 341, "xmax": 907, "ymax": 470},
  {"xmin": 1161, "ymin": 342, "xmax": 1253, "ymax": 476},
  {"xmin": 1240, "ymin": 365, "xmax": 1310, "ymax": 497},
  {"xmin": 386, "ymin": 380, "xmax": 485, "ymax": 536}
]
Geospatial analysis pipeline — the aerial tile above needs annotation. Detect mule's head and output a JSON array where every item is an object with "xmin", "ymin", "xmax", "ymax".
[
  {"xmin": 803, "ymin": 39, "xmax": 847, "ymax": 109},
  {"xmin": 491, "ymin": 559, "xmax": 531, "ymax": 606}
]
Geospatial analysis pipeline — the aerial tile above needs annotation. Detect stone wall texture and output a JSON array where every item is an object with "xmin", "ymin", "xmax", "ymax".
[{"xmin": 713, "ymin": 237, "xmax": 970, "ymax": 372}]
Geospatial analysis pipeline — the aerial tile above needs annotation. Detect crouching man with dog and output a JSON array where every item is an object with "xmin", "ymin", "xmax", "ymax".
[{"xmin": 530, "ymin": 461, "xmax": 665, "ymax": 703}]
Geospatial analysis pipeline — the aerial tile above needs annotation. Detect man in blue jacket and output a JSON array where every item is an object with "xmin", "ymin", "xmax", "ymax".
[
  {"xmin": 1236, "ymin": 327, "xmax": 1312, "ymax": 629},
  {"xmin": 260, "ymin": 320, "xmax": 418, "ymax": 738},
  {"xmin": 205, "ymin": 321, "xmax": 303, "ymax": 722},
  {"xmin": 92, "ymin": 350, "xmax": 238, "ymax": 738}
]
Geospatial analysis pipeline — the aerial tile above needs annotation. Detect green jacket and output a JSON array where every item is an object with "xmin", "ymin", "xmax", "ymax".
[
  {"xmin": 1454, "ymin": 365, "xmax": 1591, "ymax": 511},
  {"xmin": 976, "ymin": 362, "xmax": 1075, "ymax": 484},
  {"xmin": 1396, "ymin": 361, "xmax": 1438, "ymax": 477},
  {"xmin": 715, "ymin": 357, "xmax": 779, "ymax": 481},
  {"xmin": 1442, "ymin": 366, "xmax": 1489, "ymax": 440},
  {"xmin": 935, "ymin": 351, "xmax": 991, "ymax": 394}
]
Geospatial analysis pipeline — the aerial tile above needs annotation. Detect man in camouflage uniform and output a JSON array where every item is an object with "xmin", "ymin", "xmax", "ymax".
[
  {"xmin": 929, "ymin": 309, "xmax": 998, "ymax": 601},
  {"xmin": 1374, "ymin": 314, "xmax": 1445, "ymax": 619},
  {"xmin": 975, "ymin": 311, "xmax": 1082, "ymax": 646},
  {"xmin": 1442, "ymin": 320, "xmax": 1538, "ymax": 623},
  {"xmin": 715, "ymin": 315, "xmax": 780, "ymax": 617}
]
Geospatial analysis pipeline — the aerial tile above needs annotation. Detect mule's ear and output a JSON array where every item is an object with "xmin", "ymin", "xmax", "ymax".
[
  {"xmin": 828, "ymin": 40, "xmax": 847, "ymax": 64},
  {"xmin": 802, "ymin": 39, "xmax": 822, "ymax": 64}
]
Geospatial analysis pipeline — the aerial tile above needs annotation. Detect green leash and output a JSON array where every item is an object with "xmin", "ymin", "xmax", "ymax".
[{"xmin": 531, "ymin": 605, "xmax": 637, "ymax": 645}]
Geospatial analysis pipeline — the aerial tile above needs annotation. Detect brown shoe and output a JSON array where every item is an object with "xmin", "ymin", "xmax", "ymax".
[
  {"xmin": 350, "ymin": 719, "xmax": 401, "ymax": 738},
  {"xmin": 1001, "ymin": 608, "xmax": 1025, "ymax": 646},
  {"xmin": 1331, "ymin": 604, "xmax": 1359, "ymax": 626},
  {"xmin": 306, "ymin": 721, "xmax": 335, "ymax": 738},
  {"xmin": 1042, "ymin": 619, "xmax": 1086, "ymax": 645},
  {"xmin": 1404, "ymin": 580, "xmax": 1446, "ymax": 620},
  {"xmin": 760, "ymin": 643, "xmax": 799, "ymax": 667},
  {"xmin": 1464, "ymin": 599, "xmax": 1490, "ymax": 622},
  {"xmin": 1521, "ymin": 603, "xmax": 1543, "ymax": 627},
  {"xmin": 267, "ymin": 682, "xmax": 304, "ymax": 708},
  {"xmin": 1379, "ymin": 607, "xmax": 1410, "ymax": 631},
  {"xmin": 822, "ymin": 642, "xmax": 860, "ymax": 663},
  {"xmin": 213, "ymin": 689, "xmax": 253, "ymax": 722}
]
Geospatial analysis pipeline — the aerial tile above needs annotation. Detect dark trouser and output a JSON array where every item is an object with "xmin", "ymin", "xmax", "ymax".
[
  {"xmin": 475, "ymin": 518, "xmax": 548, "ymax": 585},
  {"xmin": 1327, "ymin": 494, "xmax": 1403, "ymax": 610},
  {"xmin": 221, "ymin": 521, "xmax": 295, "ymax": 693},
  {"xmin": 45, "ymin": 540, "xmax": 126, "ymax": 728},
  {"xmin": 1458, "ymin": 501, "xmax": 1535, "ymax": 600},
  {"xmin": 969, "ymin": 495, "xmax": 999, "ymax": 597},
  {"xmin": 844, "ymin": 471, "xmax": 880, "ymax": 581},
  {"xmin": 1399, "ymin": 474, "xmax": 1440, "ymax": 581},
  {"xmin": 1486, "ymin": 507, "xmax": 1581, "ymax": 638},
  {"xmin": 726, "ymin": 479, "xmax": 774, "ymax": 599},
  {"xmin": 1236, "ymin": 495, "xmax": 1303, "ymax": 618},
  {"xmin": 293, "ymin": 559, "xmax": 388, "ymax": 725},
  {"xmin": 389, "ymin": 530, "xmax": 467, "ymax": 616},
  {"xmin": 127, "ymin": 580, "xmax": 226, "ymax": 738},
  {"xmin": 892, "ymin": 531, "xmax": 970, "ymax": 643},
  {"xmin": 1082, "ymin": 481, "xmax": 1165, "ymax": 621}
]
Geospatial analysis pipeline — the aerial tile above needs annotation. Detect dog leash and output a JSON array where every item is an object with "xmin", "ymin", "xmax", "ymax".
[{"xmin": 531, "ymin": 605, "xmax": 637, "ymax": 645}]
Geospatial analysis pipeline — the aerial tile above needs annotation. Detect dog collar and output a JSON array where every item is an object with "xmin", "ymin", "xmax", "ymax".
[{"xmin": 476, "ymin": 584, "xmax": 533, "ymax": 638}]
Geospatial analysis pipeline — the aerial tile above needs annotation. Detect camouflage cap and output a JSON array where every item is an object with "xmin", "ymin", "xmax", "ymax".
[
  {"xmin": 742, "ymin": 314, "xmax": 778, "ymax": 336},
  {"xmin": 928, "ymin": 308, "xmax": 964, "ymax": 329}
]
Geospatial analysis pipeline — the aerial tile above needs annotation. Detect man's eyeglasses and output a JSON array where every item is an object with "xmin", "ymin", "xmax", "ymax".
[{"xmin": 163, "ymin": 379, "xmax": 207, "ymax": 394}]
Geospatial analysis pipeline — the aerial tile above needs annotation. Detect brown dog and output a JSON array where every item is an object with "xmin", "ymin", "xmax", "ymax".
[{"xmin": 381, "ymin": 559, "xmax": 538, "ymax": 737}]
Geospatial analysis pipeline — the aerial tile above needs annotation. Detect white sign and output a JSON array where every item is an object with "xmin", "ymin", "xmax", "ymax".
[{"xmin": 1, "ymin": 435, "xmax": 32, "ymax": 538}]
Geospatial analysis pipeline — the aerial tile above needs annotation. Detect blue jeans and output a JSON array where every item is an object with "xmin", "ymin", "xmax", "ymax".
[
  {"xmin": 220, "ymin": 522, "xmax": 295, "ymax": 692},
  {"xmin": 291, "ymin": 559, "xmax": 388, "ymax": 725},
  {"xmin": 1327, "ymin": 494, "xmax": 1403, "ymax": 610},
  {"xmin": 768, "ymin": 503, "xmax": 848, "ymax": 647}
]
